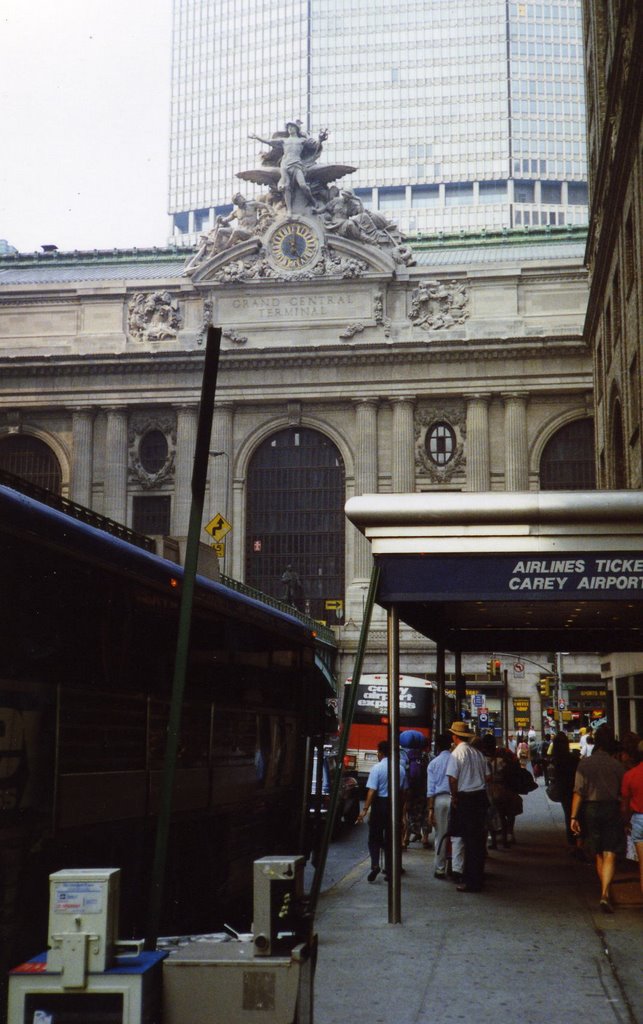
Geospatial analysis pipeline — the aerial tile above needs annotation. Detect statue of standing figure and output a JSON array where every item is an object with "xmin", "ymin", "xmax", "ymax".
[
  {"xmin": 248, "ymin": 122, "xmax": 328, "ymax": 214},
  {"xmin": 239, "ymin": 122, "xmax": 356, "ymax": 216}
]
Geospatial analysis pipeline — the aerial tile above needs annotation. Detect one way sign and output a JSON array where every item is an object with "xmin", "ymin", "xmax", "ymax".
[{"xmin": 204, "ymin": 513, "xmax": 232, "ymax": 542}]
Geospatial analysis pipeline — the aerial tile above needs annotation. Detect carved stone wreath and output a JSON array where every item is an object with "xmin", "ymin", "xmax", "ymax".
[
  {"xmin": 128, "ymin": 414, "xmax": 177, "ymax": 489},
  {"xmin": 415, "ymin": 405, "xmax": 466, "ymax": 483}
]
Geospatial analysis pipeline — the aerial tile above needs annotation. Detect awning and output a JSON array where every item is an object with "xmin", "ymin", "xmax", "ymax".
[{"xmin": 345, "ymin": 491, "xmax": 643, "ymax": 652}]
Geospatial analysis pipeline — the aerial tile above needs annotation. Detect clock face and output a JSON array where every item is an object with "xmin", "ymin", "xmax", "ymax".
[{"xmin": 268, "ymin": 220, "xmax": 320, "ymax": 270}]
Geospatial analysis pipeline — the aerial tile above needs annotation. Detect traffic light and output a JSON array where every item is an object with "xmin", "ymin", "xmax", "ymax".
[
  {"xmin": 486, "ymin": 658, "xmax": 502, "ymax": 680},
  {"xmin": 538, "ymin": 677, "xmax": 551, "ymax": 697}
]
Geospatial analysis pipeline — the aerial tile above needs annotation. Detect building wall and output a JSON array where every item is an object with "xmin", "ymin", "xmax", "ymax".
[
  {"xmin": 0, "ymin": 230, "xmax": 601, "ymax": 729},
  {"xmin": 581, "ymin": 0, "xmax": 643, "ymax": 722},
  {"xmin": 581, "ymin": 0, "xmax": 642, "ymax": 490}
]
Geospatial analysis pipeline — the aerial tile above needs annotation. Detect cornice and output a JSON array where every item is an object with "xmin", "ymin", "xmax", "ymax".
[{"xmin": 0, "ymin": 335, "xmax": 589, "ymax": 380}]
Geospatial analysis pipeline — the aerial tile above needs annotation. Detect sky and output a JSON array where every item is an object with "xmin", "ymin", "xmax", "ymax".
[{"xmin": 0, "ymin": 0, "xmax": 172, "ymax": 254}]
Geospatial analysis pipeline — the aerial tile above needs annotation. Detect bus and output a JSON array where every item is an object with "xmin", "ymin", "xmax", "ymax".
[
  {"xmin": 0, "ymin": 479, "xmax": 334, "ymax": 975},
  {"xmin": 342, "ymin": 674, "xmax": 437, "ymax": 788}
]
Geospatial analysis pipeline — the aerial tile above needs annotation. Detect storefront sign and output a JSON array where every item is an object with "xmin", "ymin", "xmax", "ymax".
[{"xmin": 513, "ymin": 697, "xmax": 530, "ymax": 730}]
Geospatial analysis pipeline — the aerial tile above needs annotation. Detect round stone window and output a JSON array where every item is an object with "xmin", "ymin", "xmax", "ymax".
[
  {"xmin": 139, "ymin": 430, "xmax": 169, "ymax": 474},
  {"xmin": 426, "ymin": 422, "xmax": 455, "ymax": 466}
]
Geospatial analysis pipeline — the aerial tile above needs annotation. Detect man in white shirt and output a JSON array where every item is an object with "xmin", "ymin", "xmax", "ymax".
[{"xmin": 447, "ymin": 721, "xmax": 490, "ymax": 893}]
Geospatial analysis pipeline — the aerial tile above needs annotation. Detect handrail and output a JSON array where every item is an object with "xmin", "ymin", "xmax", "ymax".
[{"xmin": 220, "ymin": 574, "xmax": 336, "ymax": 646}]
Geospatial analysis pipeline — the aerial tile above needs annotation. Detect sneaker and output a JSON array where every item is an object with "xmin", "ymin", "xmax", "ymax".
[
  {"xmin": 451, "ymin": 872, "xmax": 463, "ymax": 883},
  {"xmin": 434, "ymin": 871, "xmax": 447, "ymax": 879},
  {"xmin": 367, "ymin": 866, "xmax": 380, "ymax": 883}
]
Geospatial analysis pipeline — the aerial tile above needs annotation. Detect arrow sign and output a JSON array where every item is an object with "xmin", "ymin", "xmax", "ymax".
[{"xmin": 204, "ymin": 513, "xmax": 232, "ymax": 542}]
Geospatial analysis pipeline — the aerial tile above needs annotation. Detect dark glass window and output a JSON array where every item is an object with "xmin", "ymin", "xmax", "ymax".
[
  {"xmin": 541, "ymin": 181, "xmax": 561, "ymax": 204},
  {"xmin": 540, "ymin": 418, "xmax": 596, "ymax": 490},
  {"xmin": 173, "ymin": 212, "xmax": 189, "ymax": 233},
  {"xmin": 514, "ymin": 180, "xmax": 535, "ymax": 203},
  {"xmin": 426, "ymin": 423, "xmax": 456, "ymax": 466},
  {"xmin": 245, "ymin": 428, "xmax": 345, "ymax": 623},
  {"xmin": 139, "ymin": 430, "xmax": 168, "ymax": 473},
  {"xmin": 132, "ymin": 495, "xmax": 171, "ymax": 535},
  {"xmin": 567, "ymin": 182, "xmax": 588, "ymax": 206},
  {"xmin": 0, "ymin": 435, "xmax": 62, "ymax": 492}
]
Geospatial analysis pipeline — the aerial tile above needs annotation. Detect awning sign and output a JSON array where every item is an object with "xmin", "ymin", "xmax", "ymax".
[{"xmin": 378, "ymin": 554, "xmax": 643, "ymax": 601}]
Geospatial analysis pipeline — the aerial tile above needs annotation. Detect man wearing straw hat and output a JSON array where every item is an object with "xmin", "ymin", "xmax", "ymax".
[{"xmin": 446, "ymin": 722, "xmax": 490, "ymax": 893}]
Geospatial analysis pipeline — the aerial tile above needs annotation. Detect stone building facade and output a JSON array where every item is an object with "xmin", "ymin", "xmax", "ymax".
[
  {"xmin": 581, "ymin": 0, "xmax": 643, "ymax": 735},
  {"xmin": 0, "ymin": 222, "xmax": 603, "ymax": 725}
]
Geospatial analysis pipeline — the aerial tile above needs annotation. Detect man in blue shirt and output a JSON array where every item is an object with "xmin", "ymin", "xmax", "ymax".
[{"xmin": 358, "ymin": 739, "xmax": 408, "ymax": 881}]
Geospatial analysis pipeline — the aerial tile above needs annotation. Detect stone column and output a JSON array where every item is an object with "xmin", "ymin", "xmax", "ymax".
[
  {"xmin": 390, "ymin": 396, "xmax": 416, "ymax": 492},
  {"xmin": 70, "ymin": 408, "xmax": 94, "ymax": 508},
  {"xmin": 209, "ymin": 403, "xmax": 233, "ymax": 521},
  {"xmin": 503, "ymin": 392, "xmax": 529, "ymax": 491},
  {"xmin": 354, "ymin": 399, "xmax": 379, "ymax": 580},
  {"xmin": 172, "ymin": 404, "xmax": 199, "ymax": 537},
  {"xmin": 465, "ymin": 394, "xmax": 491, "ymax": 491},
  {"xmin": 103, "ymin": 408, "xmax": 128, "ymax": 524}
]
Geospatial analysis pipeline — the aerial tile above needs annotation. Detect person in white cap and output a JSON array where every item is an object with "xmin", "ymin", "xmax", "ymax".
[{"xmin": 446, "ymin": 721, "xmax": 490, "ymax": 893}]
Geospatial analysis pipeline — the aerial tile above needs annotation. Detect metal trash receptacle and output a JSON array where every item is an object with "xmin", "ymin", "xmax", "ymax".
[{"xmin": 162, "ymin": 938, "xmax": 315, "ymax": 1024}]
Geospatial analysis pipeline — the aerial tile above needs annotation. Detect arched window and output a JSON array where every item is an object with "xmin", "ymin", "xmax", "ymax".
[
  {"xmin": 0, "ymin": 435, "xmax": 62, "ymax": 493},
  {"xmin": 245, "ymin": 428, "xmax": 345, "ymax": 623},
  {"xmin": 539, "ymin": 418, "xmax": 596, "ymax": 490}
]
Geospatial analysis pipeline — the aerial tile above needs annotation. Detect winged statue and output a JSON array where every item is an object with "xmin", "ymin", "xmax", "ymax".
[{"xmin": 239, "ymin": 122, "xmax": 356, "ymax": 214}]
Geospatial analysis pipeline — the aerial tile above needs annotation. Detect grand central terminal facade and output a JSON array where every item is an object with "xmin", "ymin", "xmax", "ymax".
[{"xmin": 0, "ymin": 159, "xmax": 603, "ymax": 727}]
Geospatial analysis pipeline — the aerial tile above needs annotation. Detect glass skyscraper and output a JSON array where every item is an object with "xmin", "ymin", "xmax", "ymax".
[{"xmin": 169, "ymin": 0, "xmax": 588, "ymax": 242}]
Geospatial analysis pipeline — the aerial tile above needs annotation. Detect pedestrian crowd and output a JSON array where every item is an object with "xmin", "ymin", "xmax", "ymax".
[{"xmin": 357, "ymin": 719, "xmax": 643, "ymax": 909}]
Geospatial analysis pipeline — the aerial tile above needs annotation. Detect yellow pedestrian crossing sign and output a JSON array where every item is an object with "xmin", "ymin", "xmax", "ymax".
[{"xmin": 204, "ymin": 513, "xmax": 232, "ymax": 542}]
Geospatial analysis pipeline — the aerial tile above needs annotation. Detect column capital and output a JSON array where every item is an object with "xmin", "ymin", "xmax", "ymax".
[
  {"xmin": 389, "ymin": 395, "xmax": 416, "ymax": 405},
  {"xmin": 501, "ymin": 391, "xmax": 529, "ymax": 402},
  {"xmin": 353, "ymin": 397, "xmax": 380, "ymax": 408},
  {"xmin": 467, "ymin": 392, "xmax": 492, "ymax": 403}
]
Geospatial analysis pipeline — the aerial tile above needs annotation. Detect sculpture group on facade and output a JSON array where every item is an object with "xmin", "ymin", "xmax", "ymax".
[
  {"xmin": 184, "ymin": 121, "xmax": 414, "ymax": 277},
  {"xmin": 409, "ymin": 279, "xmax": 469, "ymax": 331}
]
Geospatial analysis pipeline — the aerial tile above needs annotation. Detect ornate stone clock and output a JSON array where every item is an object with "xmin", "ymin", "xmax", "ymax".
[{"xmin": 266, "ymin": 217, "xmax": 322, "ymax": 272}]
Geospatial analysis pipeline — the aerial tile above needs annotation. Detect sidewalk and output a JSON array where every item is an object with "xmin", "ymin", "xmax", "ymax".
[{"xmin": 312, "ymin": 781, "xmax": 642, "ymax": 1024}]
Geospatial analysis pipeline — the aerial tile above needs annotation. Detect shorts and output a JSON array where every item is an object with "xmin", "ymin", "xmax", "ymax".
[
  {"xmin": 582, "ymin": 800, "xmax": 625, "ymax": 856},
  {"xmin": 630, "ymin": 812, "xmax": 643, "ymax": 844}
]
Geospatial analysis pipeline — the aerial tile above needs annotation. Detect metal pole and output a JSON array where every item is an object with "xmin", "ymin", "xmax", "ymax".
[
  {"xmin": 145, "ymin": 326, "xmax": 221, "ymax": 949},
  {"xmin": 387, "ymin": 604, "xmax": 401, "ymax": 924},
  {"xmin": 503, "ymin": 668, "xmax": 510, "ymax": 747},
  {"xmin": 307, "ymin": 564, "xmax": 380, "ymax": 916},
  {"xmin": 436, "ymin": 643, "xmax": 446, "ymax": 735},
  {"xmin": 556, "ymin": 652, "xmax": 564, "ymax": 733}
]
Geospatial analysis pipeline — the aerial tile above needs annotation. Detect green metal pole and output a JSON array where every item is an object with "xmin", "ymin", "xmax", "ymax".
[
  {"xmin": 145, "ymin": 325, "xmax": 221, "ymax": 949},
  {"xmin": 307, "ymin": 564, "xmax": 380, "ymax": 917}
]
